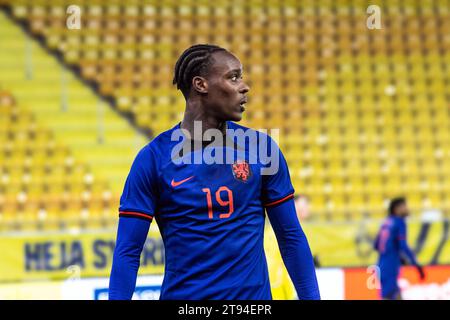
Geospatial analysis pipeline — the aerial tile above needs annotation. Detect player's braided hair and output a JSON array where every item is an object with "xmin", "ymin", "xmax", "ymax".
[
  {"xmin": 173, "ymin": 44, "xmax": 226, "ymax": 98},
  {"xmin": 388, "ymin": 197, "xmax": 406, "ymax": 216}
]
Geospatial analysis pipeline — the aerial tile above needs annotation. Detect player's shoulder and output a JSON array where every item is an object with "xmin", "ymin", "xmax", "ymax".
[
  {"xmin": 227, "ymin": 121, "xmax": 253, "ymax": 131},
  {"xmin": 146, "ymin": 123, "xmax": 180, "ymax": 149},
  {"xmin": 136, "ymin": 123, "xmax": 180, "ymax": 161},
  {"xmin": 388, "ymin": 216, "xmax": 406, "ymax": 231},
  {"xmin": 227, "ymin": 121, "xmax": 277, "ymax": 144},
  {"xmin": 382, "ymin": 216, "xmax": 395, "ymax": 228},
  {"xmin": 395, "ymin": 216, "xmax": 407, "ymax": 226},
  {"xmin": 228, "ymin": 121, "xmax": 266, "ymax": 135}
]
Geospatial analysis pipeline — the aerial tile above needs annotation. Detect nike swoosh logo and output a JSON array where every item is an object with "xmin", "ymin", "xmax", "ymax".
[{"xmin": 171, "ymin": 176, "xmax": 194, "ymax": 187}]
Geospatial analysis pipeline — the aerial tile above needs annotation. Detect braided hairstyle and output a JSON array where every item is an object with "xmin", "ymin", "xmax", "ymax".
[
  {"xmin": 388, "ymin": 197, "xmax": 406, "ymax": 216},
  {"xmin": 173, "ymin": 44, "xmax": 227, "ymax": 98}
]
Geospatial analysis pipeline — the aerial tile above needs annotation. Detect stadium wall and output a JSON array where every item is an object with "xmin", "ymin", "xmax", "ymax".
[
  {"xmin": 1, "ymin": 266, "xmax": 449, "ymax": 300},
  {"xmin": 0, "ymin": 219, "xmax": 448, "ymax": 282}
]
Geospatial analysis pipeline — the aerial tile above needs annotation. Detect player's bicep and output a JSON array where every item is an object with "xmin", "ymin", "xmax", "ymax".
[
  {"xmin": 396, "ymin": 219, "xmax": 408, "ymax": 244},
  {"xmin": 261, "ymin": 138, "xmax": 295, "ymax": 207},
  {"xmin": 373, "ymin": 232, "xmax": 380, "ymax": 250},
  {"xmin": 119, "ymin": 145, "xmax": 158, "ymax": 220}
]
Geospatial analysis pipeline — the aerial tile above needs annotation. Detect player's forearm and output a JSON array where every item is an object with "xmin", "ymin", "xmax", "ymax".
[
  {"xmin": 267, "ymin": 199, "xmax": 321, "ymax": 300},
  {"xmin": 109, "ymin": 217, "xmax": 151, "ymax": 300},
  {"xmin": 280, "ymin": 229, "xmax": 321, "ymax": 300},
  {"xmin": 109, "ymin": 251, "xmax": 140, "ymax": 299},
  {"xmin": 398, "ymin": 220, "xmax": 419, "ymax": 266},
  {"xmin": 373, "ymin": 234, "xmax": 380, "ymax": 251},
  {"xmin": 399, "ymin": 240, "xmax": 418, "ymax": 266}
]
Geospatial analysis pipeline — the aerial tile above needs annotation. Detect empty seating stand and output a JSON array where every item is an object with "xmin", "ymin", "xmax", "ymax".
[{"xmin": 0, "ymin": 0, "xmax": 448, "ymax": 226}]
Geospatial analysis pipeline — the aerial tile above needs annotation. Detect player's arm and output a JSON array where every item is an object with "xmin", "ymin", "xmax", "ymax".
[
  {"xmin": 109, "ymin": 216, "xmax": 151, "ymax": 299},
  {"xmin": 373, "ymin": 232, "xmax": 381, "ymax": 251},
  {"xmin": 397, "ymin": 219, "xmax": 425, "ymax": 279},
  {"xmin": 397, "ymin": 219, "xmax": 417, "ymax": 265},
  {"xmin": 266, "ymin": 198, "xmax": 321, "ymax": 300},
  {"xmin": 261, "ymin": 136, "xmax": 320, "ymax": 299},
  {"xmin": 109, "ymin": 145, "xmax": 158, "ymax": 299}
]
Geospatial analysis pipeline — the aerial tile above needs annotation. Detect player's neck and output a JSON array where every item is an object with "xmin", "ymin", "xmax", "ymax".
[{"xmin": 181, "ymin": 103, "xmax": 227, "ymax": 139}]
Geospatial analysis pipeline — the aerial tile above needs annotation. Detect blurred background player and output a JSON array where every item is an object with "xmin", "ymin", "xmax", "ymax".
[{"xmin": 374, "ymin": 197, "xmax": 426, "ymax": 300}]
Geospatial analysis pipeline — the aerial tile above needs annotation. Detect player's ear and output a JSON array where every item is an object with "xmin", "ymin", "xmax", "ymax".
[{"xmin": 192, "ymin": 76, "xmax": 208, "ymax": 94}]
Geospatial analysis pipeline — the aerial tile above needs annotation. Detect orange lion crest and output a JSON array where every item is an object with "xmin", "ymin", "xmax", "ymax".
[{"xmin": 231, "ymin": 160, "xmax": 252, "ymax": 182}]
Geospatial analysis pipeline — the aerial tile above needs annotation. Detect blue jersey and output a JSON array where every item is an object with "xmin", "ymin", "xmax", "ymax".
[
  {"xmin": 119, "ymin": 121, "xmax": 294, "ymax": 300},
  {"xmin": 374, "ymin": 216, "xmax": 418, "ymax": 298}
]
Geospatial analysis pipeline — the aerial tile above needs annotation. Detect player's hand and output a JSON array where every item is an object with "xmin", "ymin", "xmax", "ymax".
[
  {"xmin": 416, "ymin": 265, "xmax": 426, "ymax": 280},
  {"xmin": 400, "ymin": 256, "xmax": 408, "ymax": 265}
]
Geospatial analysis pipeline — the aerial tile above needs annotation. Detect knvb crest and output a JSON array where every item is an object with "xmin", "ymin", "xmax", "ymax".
[{"xmin": 231, "ymin": 160, "xmax": 252, "ymax": 183}]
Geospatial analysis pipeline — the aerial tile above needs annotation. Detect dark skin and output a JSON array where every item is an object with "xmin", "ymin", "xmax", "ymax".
[
  {"xmin": 180, "ymin": 51, "xmax": 250, "ymax": 139},
  {"xmin": 393, "ymin": 202, "xmax": 409, "ymax": 218}
]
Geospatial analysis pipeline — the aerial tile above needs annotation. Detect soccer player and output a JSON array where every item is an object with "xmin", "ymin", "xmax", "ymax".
[
  {"xmin": 109, "ymin": 44, "xmax": 321, "ymax": 300},
  {"xmin": 373, "ymin": 197, "xmax": 426, "ymax": 300}
]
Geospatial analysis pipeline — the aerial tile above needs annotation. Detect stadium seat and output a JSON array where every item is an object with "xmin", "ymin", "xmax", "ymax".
[{"xmin": 0, "ymin": 0, "xmax": 448, "ymax": 226}]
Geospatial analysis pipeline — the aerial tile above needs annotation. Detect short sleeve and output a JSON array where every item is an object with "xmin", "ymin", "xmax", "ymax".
[
  {"xmin": 119, "ymin": 144, "xmax": 159, "ymax": 221},
  {"xmin": 261, "ymin": 137, "xmax": 295, "ymax": 208}
]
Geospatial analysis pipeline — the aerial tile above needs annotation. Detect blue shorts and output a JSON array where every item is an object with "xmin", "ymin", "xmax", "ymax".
[{"xmin": 379, "ymin": 268, "xmax": 400, "ymax": 299}]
